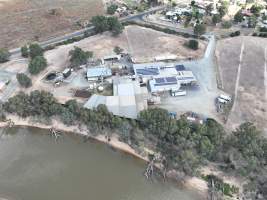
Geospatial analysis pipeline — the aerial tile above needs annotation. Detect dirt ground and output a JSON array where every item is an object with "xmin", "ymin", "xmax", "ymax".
[
  {"xmin": 0, "ymin": 0, "xmax": 104, "ymax": 49},
  {"xmin": 0, "ymin": 25, "xmax": 206, "ymax": 103},
  {"xmin": 216, "ymin": 36, "xmax": 267, "ymax": 133},
  {"xmin": 47, "ymin": 25, "xmax": 205, "ymax": 63}
]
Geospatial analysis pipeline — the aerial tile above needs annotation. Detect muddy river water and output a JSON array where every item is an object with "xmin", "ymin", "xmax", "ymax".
[{"xmin": 0, "ymin": 127, "xmax": 203, "ymax": 200}]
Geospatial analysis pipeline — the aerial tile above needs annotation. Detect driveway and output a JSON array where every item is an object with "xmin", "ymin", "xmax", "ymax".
[{"xmin": 159, "ymin": 35, "xmax": 222, "ymax": 119}]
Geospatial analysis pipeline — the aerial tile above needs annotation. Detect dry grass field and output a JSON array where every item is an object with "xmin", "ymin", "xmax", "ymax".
[
  {"xmin": 0, "ymin": 0, "xmax": 104, "ymax": 48},
  {"xmin": 216, "ymin": 36, "xmax": 267, "ymax": 133}
]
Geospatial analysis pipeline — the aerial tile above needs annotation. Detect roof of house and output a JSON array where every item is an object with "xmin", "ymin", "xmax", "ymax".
[{"xmin": 86, "ymin": 67, "xmax": 112, "ymax": 78}]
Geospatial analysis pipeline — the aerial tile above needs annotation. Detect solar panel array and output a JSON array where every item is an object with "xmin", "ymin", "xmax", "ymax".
[
  {"xmin": 135, "ymin": 68, "xmax": 159, "ymax": 76},
  {"xmin": 175, "ymin": 65, "xmax": 185, "ymax": 71},
  {"xmin": 154, "ymin": 77, "xmax": 178, "ymax": 86}
]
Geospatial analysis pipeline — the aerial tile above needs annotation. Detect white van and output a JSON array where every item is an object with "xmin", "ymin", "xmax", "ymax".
[
  {"xmin": 217, "ymin": 97, "xmax": 228, "ymax": 104},
  {"xmin": 219, "ymin": 94, "xmax": 231, "ymax": 102},
  {"xmin": 171, "ymin": 90, "xmax": 186, "ymax": 97}
]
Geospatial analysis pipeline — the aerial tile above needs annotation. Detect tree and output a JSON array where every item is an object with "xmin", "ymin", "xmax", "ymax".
[
  {"xmin": 194, "ymin": 23, "xmax": 206, "ymax": 36},
  {"xmin": 221, "ymin": 21, "xmax": 232, "ymax": 29},
  {"xmin": 113, "ymin": 46, "xmax": 123, "ymax": 54},
  {"xmin": 212, "ymin": 14, "xmax": 222, "ymax": 25},
  {"xmin": 205, "ymin": 4, "xmax": 213, "ymax": 15},
  {"xmin": 21, "ymin": 45, "xmax": 29, "ymax": 58},
  {"xmin": 16, "ymin": 73, "xmax": 32, "ymax": 88},
  {"xmin": 234, "ymin": 10, "xmax": 243, "ymax": 23},
  {"xmin": 91, "ymin": 16, "xmax": 124, "ymax": 36},
  {"xmin": 107, "ymin": 17, "xmax": 124, "ymax": 36},
  {"xmin": 91, "ymin": 15, "xmax": 109, "ymax": 33},
  {"xmin": 250, "ymin": 4, "xmax": 263, "ymax": 16},
  {"xmin": 107, "ymin": 4, "xmax": 118, "ymax": 15},
  {"xmin": 69, "ymin": 46, "xmax": 92, "ymax": 68},
  {"xmin": 28, "ymin": 56, "xmax": 47, "ymax": 74},
  {"xmin": 187, "ymin": 39, "xmax": 199, "ymax": 50},
  {"xmin": 218, "ymin": 1, "xmax": 229, "ymax": 17},
  {"xmin": 0, "ymin": 48, "xmax": 10, "ymax": 63},
  {"xmin": 29, "ymin": 43, "xmax": 43, "ymax": 59},
  {"xmin": 138, "ymin": 108, "xmax": 171, "ymax": 137},
  {"xmin": 248, "ymin": 16, "xmax": 257, "ymax": 28}
]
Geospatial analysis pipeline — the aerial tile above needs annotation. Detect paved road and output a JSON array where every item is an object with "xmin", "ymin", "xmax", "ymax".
[
  {"xmin": 9, "ymin": 6, "xmax": 166, "ymax": 57},
  {"xmin": 142, "ymin": 15, "xmax": 194, "ymax": 35}
]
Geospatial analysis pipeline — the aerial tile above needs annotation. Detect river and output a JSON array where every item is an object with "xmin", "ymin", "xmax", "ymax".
[{"xmin": 0, "ymin": 127, "xmax": 203, "ymax": 200}]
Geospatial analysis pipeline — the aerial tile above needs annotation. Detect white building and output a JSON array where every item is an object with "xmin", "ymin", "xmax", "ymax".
[
  {"xmin": 84, "ymin": 77, "xmax": 148, "ymax": 119},
  {"xmin": 133, "ymin": 62, "xmax": 197, "ymax": 92},
  {"xmin": 86, "ymin": 66, "xmax": 112, "ymax": 81}
]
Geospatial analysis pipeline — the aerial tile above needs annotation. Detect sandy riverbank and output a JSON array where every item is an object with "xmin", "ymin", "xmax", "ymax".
[{"xmin": 0, "ymin": 114, "xmax": 208, "ymax": 198}]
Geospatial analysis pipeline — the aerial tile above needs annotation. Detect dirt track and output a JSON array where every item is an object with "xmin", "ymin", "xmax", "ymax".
[
  {"xmin": 0, "ymin": 0, "xmax": 104, "ymax": 48},
  {"xmin": 216, "ymin": 36, "xmax": 267, "ymax": 133}
]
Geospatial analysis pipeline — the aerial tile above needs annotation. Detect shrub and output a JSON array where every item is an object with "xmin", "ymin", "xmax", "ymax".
[
  {"xmin": 194, "ymin": 23, "xmax": 206, "ymax": 36},
  {"xmin": 221, "ymin": 21, "xmax": 232, "ymax": 29},
  {"xmin": 113, "ymin": 46, "xmax": 123, "ymax": 54},
  {"xmin": 187, "ymin": 39, "xmax": 199, "ymax": 50},
  {"xmin": 234, "ymin": 10, "xmax": 243, "ymax": 23},
  {"xmin": 28, "ymin": 56, "xmax": 47, "ymax": 75},
  {"xmin": 107, "ymin": 4, "xmax": 118, "ymax": 15},
  {"xmin": 29, "ymin": 43, "xmax": 43, "ymax": 59},
  {"xmin": 21, "ymin": 45, "xmax": 29, "ymax": 58},
  {"xmin": 16, "ymin": 73, "xmax": 32, "ymax": 88},
  {"xmin": 259, "ymin": 27, "xmax": 267, "ymax": 32},
  {"xmin": 212, "ymin": 14, "xmax": 222, "ymax": 24},
  {"xmin": 0, "ymin": 48, "xmax": 10, "ymax": 63}
]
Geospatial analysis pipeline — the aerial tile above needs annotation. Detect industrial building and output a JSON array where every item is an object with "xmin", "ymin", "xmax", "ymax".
[
  {"xmin": 86, "ymin": 66, "xmax": 112, "ymax": 81},
  {"xmin": 133, "ymin": 62, "xmax": 197, "ymax": 92},
  {"xmin": 149, "ymin": 76, "xmax": 180, "ymax": 93},
  {"xmin": 84, "ymin": 77, "xmax": 148, "ymax": 119}
]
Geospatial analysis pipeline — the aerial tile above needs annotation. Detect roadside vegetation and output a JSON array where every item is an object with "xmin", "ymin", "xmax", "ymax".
[
  {"xmin": 91, "ymin": 16, "xmax": 124, "ymax": 36},
  {"xmin": 0, "ymin": 48, "xmax": 11, "ymax": 63},
  {"xmin": 1, "ymin": 91, "xmax": 266, "ymax": 199}
]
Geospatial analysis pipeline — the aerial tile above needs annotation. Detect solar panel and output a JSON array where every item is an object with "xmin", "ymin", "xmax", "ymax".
[
  {"xmin": 166, "ymin": 77, "xmax": 177, "ymax": 83},
  {"xmin": 155, "ymin": 78, "xmax": 165, "ymax": 83},
  {"xmin": 175, "ymin": 65, "xmax": 185, "ymax": 71},
  {"xmin": 154, "ymin": 77, "xmax": 178, "ymax": 86},
  {"xmin": 136, "ymin": 68, "xmax": 159, "ymax": 76}
]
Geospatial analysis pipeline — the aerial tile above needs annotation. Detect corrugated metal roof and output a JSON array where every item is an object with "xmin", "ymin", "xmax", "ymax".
[{"xmin": 86, "ymin": 67, "xmax": 112, "ymax": 78}]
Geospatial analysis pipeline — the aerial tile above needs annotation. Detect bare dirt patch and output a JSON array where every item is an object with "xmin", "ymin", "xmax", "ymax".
[
  {"xmin": 216, "ymin": 36, "xmax": 267, "ymax": 133},
  {"xmin": 0, "ymin": 0, "xmax": 104, "ymax": 48},
  {"xmin": 1, "ymin": 25, "xmax": 206, "ymax": 103}
]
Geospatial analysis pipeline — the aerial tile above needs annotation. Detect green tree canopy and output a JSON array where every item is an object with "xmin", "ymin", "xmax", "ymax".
[
  {"xmin": 28, "ymin": 56, "xmax": 47, "ymax": 74},
  {"xmin": 21, "ymin": 45, "xmax": 29, "ymax": 58},
  {"xmin": 187, "ymin": 39, "xmax": 199, "ymax": 50},
  {"xmin": 0, "ymin": 48, "xmax": 10, "ymax": 63},
  {"xmin": 113, "ymin": 46, "xmax": 123, "ymax": 54},
  {"xmin": 69, "ymin": 46, "xmax": 93, "ymax": 68},
  {"xmin": 29, "ymin": 43, "xmax": 43, "ymax": 59},
  {"xmin": 234, "ymin": 10, "xmax": 243, "ymax": 23},
  {"xmin": 16, "ymin": 73, "xmax": 32, "ymax": 88},
  {"xmin": 212, "ymin": 14, "xmax": 222, "ymax": 24},
  {"xmin": 91, "ymin": 16, "xmax": 124, "ymax": 36},
  {"xmin": 194, "ymin": 23, "xmax": 206, "ymax": 36},
  {"xmin": 107, "ymin": 4, "xmax": 118, "ymax": 15}
]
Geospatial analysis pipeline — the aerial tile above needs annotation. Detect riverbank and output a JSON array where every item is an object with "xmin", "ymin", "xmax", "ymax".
[{"xmin": 0, "ymin": 114, "xmax": 208, "ymax": 198}]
